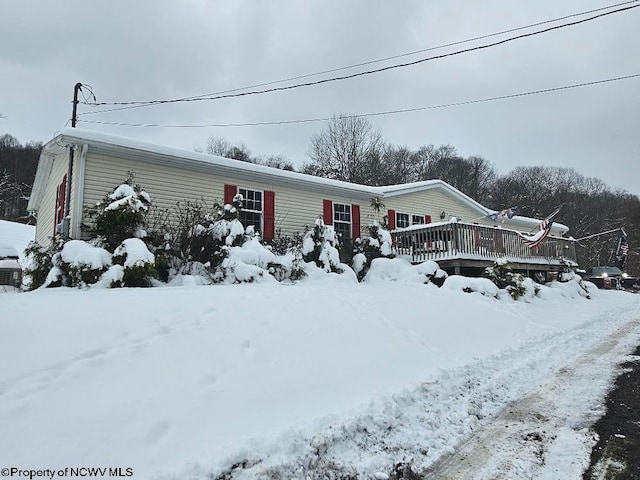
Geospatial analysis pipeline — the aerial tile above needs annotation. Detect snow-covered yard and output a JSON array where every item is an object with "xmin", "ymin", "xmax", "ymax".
[{"xmin": 1, "ymin": 279, "xmax": 639, "ymax": 479}]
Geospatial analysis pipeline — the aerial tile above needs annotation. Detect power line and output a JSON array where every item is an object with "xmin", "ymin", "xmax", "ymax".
[
  {"xmin": 81, "ymin": 5, "xmax": 639, "ymax": 109},
  {"xmin": 79, "ymin": 0, "xmax": 640, "ymax": 116},
  {"xmin": 76, "ymin": 73, "xmax": 640, "ymax": 128}
]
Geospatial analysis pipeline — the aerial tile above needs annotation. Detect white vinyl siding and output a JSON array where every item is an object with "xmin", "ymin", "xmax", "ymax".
[
  {"xmin": 385, "ymin": 188, "xmax": 480, "ymax": 229},
  {"xmin": 54, "ymin": 146, "xmax": 567, "ymax": 245},
  {"xmin": 33, "ymin": 149, "xmax": 82, "ymax": 246},
  {"xmin": 80, "ymin": 152, "xmax": 377, "ymax": 240}
]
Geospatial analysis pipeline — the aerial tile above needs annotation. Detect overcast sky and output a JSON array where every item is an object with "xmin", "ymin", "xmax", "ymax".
[{"xmin": 2, "ymin": 1, "xmax": 639, "ymax": 195}]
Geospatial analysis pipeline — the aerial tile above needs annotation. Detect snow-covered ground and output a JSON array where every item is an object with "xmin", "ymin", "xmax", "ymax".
[{"xmin": 1, "ymin": 280, "xmax": 639, "ymax": 479}]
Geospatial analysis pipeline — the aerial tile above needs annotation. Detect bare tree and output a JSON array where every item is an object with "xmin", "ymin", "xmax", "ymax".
[
  {"xmin": 203, "ymin": 136, "xmax": 252, "ymax": 163},
  {"xmin": 254, "ymin": 154, "xmax": 295, "ymax": 171},
  {"xmin": 304, "ymin": 115, "xmax": 383, "ymax": 184},
  {"xmin": 0, "ymin": 134, "xmax": 41, "ymax": 221}
]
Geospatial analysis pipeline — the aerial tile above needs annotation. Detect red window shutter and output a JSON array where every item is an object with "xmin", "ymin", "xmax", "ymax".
[
  {"xmin": 323, "ymin": 199, "xmax": 333, "ymax": 225},
  {"xmin": 263, "ymin": 191, "xmax": 275, "ymax": 242},
  {"xmin": 351, "ymin": 204, "xmax": 361, "ymax": 239},
  {"xmin": 425, "ymin": 215, "xmax": 432, "ymax": 224},
  {"xmin": 387, "ymin": 209, "xmax": 396, "ymax": 230},
  {"xmin": 53, "ymin": 175, "xmax": 67, "ymax": 235},
  {"xmin": 59, "ymin": 175, "xmax": 67, "ymax": 221},
  {"xmin": 54, "ymin": 184, "xmax": 61, "ymax": 235},
  {"xmin": 224, "ymin": 184, "xmax": 237, "ymax": 204}
]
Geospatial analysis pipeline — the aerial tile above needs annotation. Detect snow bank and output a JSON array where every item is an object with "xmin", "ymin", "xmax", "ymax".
[{"xmin": 2, "ymin": 284, "xmax": 637, "ymax": 479}]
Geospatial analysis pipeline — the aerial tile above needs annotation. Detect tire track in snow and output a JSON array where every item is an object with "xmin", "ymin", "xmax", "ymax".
[
  {"xmin": 421, "ymin": 318, "xmax": 640, "ymax": 480},
  {"xmin": 194, "ymin": 300, "xmax": 640, "ymax": 480}
]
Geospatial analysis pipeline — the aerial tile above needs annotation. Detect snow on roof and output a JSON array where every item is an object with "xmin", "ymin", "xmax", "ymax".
[
  {"xmin": 51, "ymin": 129, "xmax": 478, "ymax": 200},
  {"xmin": 0, "ymin": 221, "xmax": 35, "ymax": 260},
  {"xmin": 47, "ymin": 128, "xmax": 567, "ymax": 232},
  {"xmin": 0, "ymin": 243, "xmax": 19, "ymax": 259}
]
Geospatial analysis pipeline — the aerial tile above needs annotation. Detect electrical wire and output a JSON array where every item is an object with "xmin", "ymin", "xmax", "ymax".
[
  {"xmin": 80, "ymin": 0, "xmax": 639, "ymax": 115},
  {"xmin": 76, "ymin": 72, "xmax": 640, "ymax": 128}
]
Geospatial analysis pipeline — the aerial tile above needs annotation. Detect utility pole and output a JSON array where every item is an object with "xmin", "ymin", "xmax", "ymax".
[{"xmin": 71, "ymin": 82, "xmax": 82, "ymax": 127}]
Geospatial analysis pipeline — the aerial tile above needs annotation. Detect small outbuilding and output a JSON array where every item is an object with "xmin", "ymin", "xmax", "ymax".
[{"xmin": 0, "ymin": 243, "xmax": 22, "ymax": 288}]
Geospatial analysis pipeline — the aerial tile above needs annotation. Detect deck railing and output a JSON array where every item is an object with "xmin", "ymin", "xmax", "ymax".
[{"xmin": 392, "ymin": 221, "xmax": 577, "ymax": 265}]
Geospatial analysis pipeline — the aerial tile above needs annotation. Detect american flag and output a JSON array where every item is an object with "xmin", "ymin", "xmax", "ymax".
[
  {"xmin": 518, "ymin": 207, "xmax": 560, "ymax": 249},
  {"xmin": 615, "ymin": 228, "xmax": 628, "ymax": 268}
]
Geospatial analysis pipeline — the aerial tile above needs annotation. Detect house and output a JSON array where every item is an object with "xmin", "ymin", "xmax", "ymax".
[{"xmin": 28, "ymin": 129, "xmax": 576, "ymax": 276}]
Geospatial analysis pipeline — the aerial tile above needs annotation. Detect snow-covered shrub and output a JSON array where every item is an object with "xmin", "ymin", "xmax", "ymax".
[
  {"xmin": 415, "ymin": 259, "xmax": 448, "ymax": 286},
  {"xmin": 268, "ymin": 229, "xmax": 304, "ymax": 255},
  {"xmin": 484, "ymin": 259, "xmax": 530, "ymax": 300},
  {"xmin": 21, "ymin": 237, "xmax": 65, "ymax": 291},
  {"xmin": 363, "ymin": 257, "xmax": 447, "ymax": 285},
  {"xmin": 112, "ymin": 238, "xmax": 156, "ymax": 287},
  {"xmin": 148, "ymin": 196, "xmax": 250, "ymax": 281},
  {"xmin": 557, "ymin": 258, "xmax": 576, "ymax": 282},
  {"xmin": 302, "ymin": 218, "xmax": 341, "ymax": 273},
  {"xmin": 47, "ymin": 240, "xmax": 112, "ymax": 288},
  {"xmin": 268, "ymin": 248, "xmax": 307, "ymax": 282},
  {"xmin": 351, "ymin": 222, "xmax": 394, "ymax": 281},
  {"xmin": 441, "ymin": 275, "xmax": 500, "ymax": 298},
  {"xmin": 213, "ymin": 237, "xmax": 278, "ymax": 284},
  {"xmin": 86, "ymin": 176, "xmax": 151, "ymax": 250}
]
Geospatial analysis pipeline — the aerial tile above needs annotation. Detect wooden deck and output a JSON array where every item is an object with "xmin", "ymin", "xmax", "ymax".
[{"xmin": 392, "ymin": 221, "xmax": 577, "ymax": 274}]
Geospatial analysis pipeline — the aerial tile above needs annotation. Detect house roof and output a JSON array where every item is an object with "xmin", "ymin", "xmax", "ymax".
[{"xmin": 34, "ymin": 128, "xmax": 569, "ymax": 234}]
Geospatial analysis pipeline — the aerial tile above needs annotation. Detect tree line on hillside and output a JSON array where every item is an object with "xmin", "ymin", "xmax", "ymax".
[
  {"xmin": 0, "ymin": 134, "xmax": 42, "ymax": 222},
  {"xmin": 1, "ymin": 117, "xmax": 638, "ymax": 274}
]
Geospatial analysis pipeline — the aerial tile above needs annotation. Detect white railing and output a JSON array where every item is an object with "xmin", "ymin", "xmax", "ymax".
[{"xmin": 392, "ymin": 222, "xmax": 577, "ymax": 265}]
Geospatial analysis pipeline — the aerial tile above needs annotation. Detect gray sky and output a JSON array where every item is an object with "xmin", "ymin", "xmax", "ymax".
[{"xmin": 2, "ymin": 0, "xmax": 639, "ymax": 195}]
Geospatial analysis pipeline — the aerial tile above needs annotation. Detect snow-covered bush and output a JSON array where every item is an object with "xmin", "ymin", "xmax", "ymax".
[
  {"xmin": 484, "ymin": 259, "xmax": 531, "ymax": 300},
  {"xmin": 557, "ymin": 258, "xmax": 576, "ymax": 282},
  {"xmin": 213, "ymin": 237, "xmax": 277, "ymax": 284},
  {"xmin": 268, "ymin": 248, "xmax": 307, "ymax": 282},
  {"xmin": 47, "ymin": 240, "xmax": 112, "ymax": 288},
  {"xmin": 268, "ymin": 229, "xmax": 304, "ymax": 255},
  {"xmin": 149, "ymin": 196, "xmax": 250, "ymax": 281},
  {"xmin": 441, "ymin": 275, "xmax": 500, "ymax": 298},
  {"xmin": 21, "ymin": 237, "xmax": 64, "ymax": 290},
  {"xmin": 363, "ymin": 257, "xmax": 447, "ymax": 285},
  {"xmin": 302, "ymin": 218, "xmax": 341, "ymax": 273},
  {"xmin": 86, "ymin": 177, "xmax": 151, "ymax": 250},
  {"xmin": 112, "ymin": 238, "xmax": 156, "ymax": 287},
  {"xmin": 540, "ymin": 276, "xmax": 595, "ymax": 300},
  {"xmin": 351, "ymin": 222, "xmax": 394, "ymax": 281}
]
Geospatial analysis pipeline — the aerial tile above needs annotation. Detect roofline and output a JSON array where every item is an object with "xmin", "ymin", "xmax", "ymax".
[{"xmin": 40, "ymin": 128, "xmax": 568, "ymax": 233}]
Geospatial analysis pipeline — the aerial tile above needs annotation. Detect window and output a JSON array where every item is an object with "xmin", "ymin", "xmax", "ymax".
[
  {"xmin": 396, "ymin": 212, "xmax": 410, "ymax": 229},
  {"xmin": 412, "ymin": 215, "xmax": 425, "ymax": 226},
  {"xmin": 333, "ymin": 203, "xmax": 351, "ymax": 241},
  {"xmin": 238, "ymin": 188, "xmax": 262, "ymax": 234}
]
